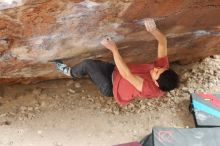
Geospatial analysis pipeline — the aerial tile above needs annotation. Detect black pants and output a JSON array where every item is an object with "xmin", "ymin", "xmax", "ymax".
[{"xmin": 70, "ymin": 59, "xmax": 115, "ymax": 97}]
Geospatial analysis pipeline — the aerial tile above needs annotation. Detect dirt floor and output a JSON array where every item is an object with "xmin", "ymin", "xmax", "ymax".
[{"xmin": 0, "ymin": 55, "xmax": 220, "ymax": 146}]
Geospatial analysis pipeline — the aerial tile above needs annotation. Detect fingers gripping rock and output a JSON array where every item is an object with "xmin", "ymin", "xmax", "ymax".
[{"xmin": 144, "ymin": 18, "xmax": 156, "ymax": 32}]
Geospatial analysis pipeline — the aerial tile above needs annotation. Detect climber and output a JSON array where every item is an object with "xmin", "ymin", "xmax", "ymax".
[{"xmin": 54, "ymin": 18, "xmax": 179, "ymax": 105}]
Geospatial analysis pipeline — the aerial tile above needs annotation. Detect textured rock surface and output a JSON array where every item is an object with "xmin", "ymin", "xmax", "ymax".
[{"xmin": 0, "ymin": 0, "xmax": 220, "ymax": 84}]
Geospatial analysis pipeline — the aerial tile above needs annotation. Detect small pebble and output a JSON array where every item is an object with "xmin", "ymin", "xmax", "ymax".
[
  {"xmin": 75, "ymin": 83, "xmax": 81, "ymax": 88},
  {"xmin": 68, "ymin": 89, "xmax": 76, "ymax": 94}
]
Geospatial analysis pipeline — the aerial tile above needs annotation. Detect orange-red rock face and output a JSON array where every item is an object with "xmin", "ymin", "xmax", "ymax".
[{"xmin": 0, "ymin": 0, "xmax": 220, "ymax": 84}]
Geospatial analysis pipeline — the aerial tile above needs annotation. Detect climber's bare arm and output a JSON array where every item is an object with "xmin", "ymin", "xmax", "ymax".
[
  {"xmin": 101, "ymin": 37, "xmax": 144, "ymax": 92},
  {"xmin": 145, "ymin": 18, "xmax": 167, "ymax": 58}
]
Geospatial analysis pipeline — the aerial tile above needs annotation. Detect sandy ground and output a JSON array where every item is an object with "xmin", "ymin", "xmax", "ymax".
[{"xmin": 0, "ymin": 56, "xmax": 220, "ymax": 146}]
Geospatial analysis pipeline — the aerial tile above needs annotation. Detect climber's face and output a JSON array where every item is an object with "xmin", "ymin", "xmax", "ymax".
[{"xmin": 150, "ymin": 67, "xmax": 167, "ymax": 86}]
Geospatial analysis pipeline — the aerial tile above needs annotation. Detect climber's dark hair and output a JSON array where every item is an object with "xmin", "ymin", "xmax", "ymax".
[{"xmin": 157, "ymin": 69, "xmax": 179, "ymax": 92}]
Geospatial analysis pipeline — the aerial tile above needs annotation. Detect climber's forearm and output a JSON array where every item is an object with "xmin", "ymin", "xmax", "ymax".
[
  {"xmin": 112, "ymin": 49, "xmax": 131, "ymax": 79},
  {"xmin": 112, "ymin": 49, "xmax": 143, "ymax": 91}
]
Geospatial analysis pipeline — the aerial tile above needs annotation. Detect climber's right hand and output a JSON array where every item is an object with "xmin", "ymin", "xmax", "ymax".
[{"xmin": 144, "ymin": 18, "xmax": 157, "ymax": 32}]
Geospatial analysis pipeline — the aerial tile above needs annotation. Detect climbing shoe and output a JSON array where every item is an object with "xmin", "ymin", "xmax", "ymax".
[{"xmin": 54, "ymin": 60, "xmax": 71, "ymax": 76}]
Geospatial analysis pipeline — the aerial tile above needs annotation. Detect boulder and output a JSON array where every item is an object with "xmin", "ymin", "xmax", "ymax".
[{"xmin": 0, "ymin": 0, "xmax": 220, "ymax": 84}]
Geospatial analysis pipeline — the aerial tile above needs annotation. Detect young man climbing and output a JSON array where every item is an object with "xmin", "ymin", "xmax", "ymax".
[{"xmin": 55, "ymin": 18, "xmax": 179, "ymax": 105}]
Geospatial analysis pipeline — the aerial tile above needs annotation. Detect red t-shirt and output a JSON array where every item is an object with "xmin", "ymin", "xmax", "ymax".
[{"xmin": 113, "ymin": 56, "xmax": 169, "ymax": 105}]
